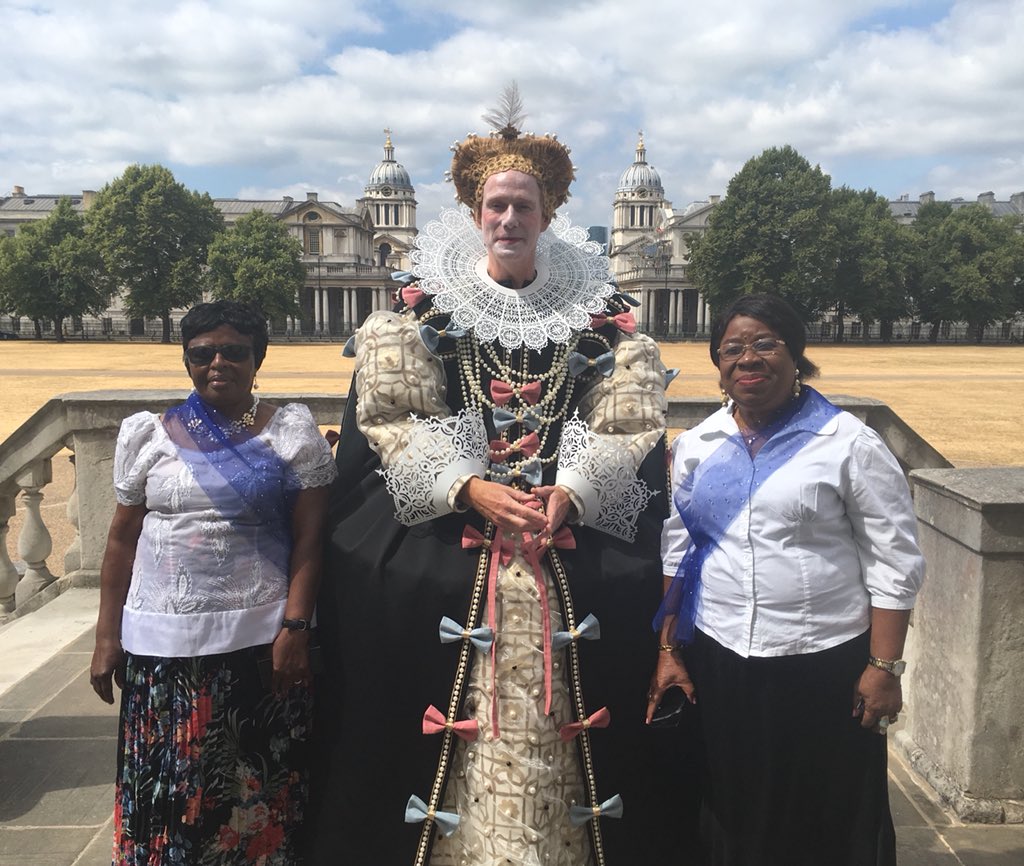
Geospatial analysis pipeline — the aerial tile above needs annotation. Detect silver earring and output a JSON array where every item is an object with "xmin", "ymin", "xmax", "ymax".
[{"xmin": 792, "ymin": 374, "xmax": 801, "ymax": 397}]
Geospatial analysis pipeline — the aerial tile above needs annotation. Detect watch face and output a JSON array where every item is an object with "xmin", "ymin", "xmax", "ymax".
[
  {"xmin": 893, "ymin": 660, "xmax": 907, "ymax": 676},
  {"xmin": 381, "ymin": 186, "xmax": 393, "ymax": 196},
  {"xmin": 636, "ymin": 188, "xmax": 648, "ymax": 198}
]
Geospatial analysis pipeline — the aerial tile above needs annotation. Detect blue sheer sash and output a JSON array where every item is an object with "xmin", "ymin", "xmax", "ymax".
[
  {"xmin": 162, "ymin": 392, "xmax": 296, "ymax": 575},
  {"xmin": 654, "ymin": 387, "xmax": 841, "ymax": 644}
]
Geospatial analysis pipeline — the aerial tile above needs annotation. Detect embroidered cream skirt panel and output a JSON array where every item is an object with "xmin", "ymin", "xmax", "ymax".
[{"xmin": 430, "ymin": 552, "xmax": 594, "ymax": 866}]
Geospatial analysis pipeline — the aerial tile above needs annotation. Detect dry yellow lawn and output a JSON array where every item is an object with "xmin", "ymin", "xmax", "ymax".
[{"xmin": 1, "ymin": 340, "xmax": 1023, "ymax": 467}]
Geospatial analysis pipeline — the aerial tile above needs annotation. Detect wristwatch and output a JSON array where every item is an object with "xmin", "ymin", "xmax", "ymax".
[
  {"xmin": 282, "ymin": 618, "xmax": 312, "ymax": 631},
  {"xmin": 868, "ymin": 656, "xmax": 906, "ymax": 677}
]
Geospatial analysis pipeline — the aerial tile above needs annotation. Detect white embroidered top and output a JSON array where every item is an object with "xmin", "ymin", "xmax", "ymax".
[{"xmin": 113, "ymin": 403, "xmax": 337, "ymax": 658}]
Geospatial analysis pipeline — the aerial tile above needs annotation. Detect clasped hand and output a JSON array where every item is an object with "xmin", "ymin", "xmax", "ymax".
[{"xmin": 458, "ymin": 477, "xmax": 572, "ymax": 537}]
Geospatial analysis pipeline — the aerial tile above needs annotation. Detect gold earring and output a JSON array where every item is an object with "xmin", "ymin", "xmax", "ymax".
[
  {"xmin": 720, "ymin": 387, "xmax": 729, "ymax": 406},
  {"xmin": 253, "ymin": 377, "xmax": 260, "ymax": 391},
  {"xmin": 792, "ymin": 373, "xmax": 801, "ymax": 397}
]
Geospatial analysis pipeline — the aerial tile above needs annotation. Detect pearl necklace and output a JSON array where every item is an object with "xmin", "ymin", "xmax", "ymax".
[{"xmin": 456, "ymin": 336, "xmax": 581, "ymax": 472}]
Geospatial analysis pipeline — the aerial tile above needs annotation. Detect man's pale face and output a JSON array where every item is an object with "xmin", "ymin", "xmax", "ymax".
[{"xmin": 475, "ymin": 170, "xmax": 551, "ymax": 287}]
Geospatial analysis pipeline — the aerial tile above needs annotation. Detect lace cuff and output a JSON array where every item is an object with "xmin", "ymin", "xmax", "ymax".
[
  {"xmin": 379, "ymin": 410, "xmax": 489, "ymax": 525},
  {"xmin": 556, "ymin": 412, "xmax": 656, "ymax": 541}
]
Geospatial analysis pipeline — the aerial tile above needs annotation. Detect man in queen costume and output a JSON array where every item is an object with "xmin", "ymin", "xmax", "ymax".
[{"xmin": 306, "ymin": 89, "xmax": 696, "ymax": 865}]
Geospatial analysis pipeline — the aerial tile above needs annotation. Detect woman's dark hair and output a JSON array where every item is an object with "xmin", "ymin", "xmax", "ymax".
[
  {"xmin": 708, "ymin": 293, "xmax": 819, "ymax": 379},
  {"xmin": 180, "ymin": 300, "xmax": 269, "ymax": 368}
]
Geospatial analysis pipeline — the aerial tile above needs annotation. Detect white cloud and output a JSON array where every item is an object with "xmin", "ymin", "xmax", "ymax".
[{"xmin": 1, "ymin": 0, "xmax": 1022, "ymax": 224}]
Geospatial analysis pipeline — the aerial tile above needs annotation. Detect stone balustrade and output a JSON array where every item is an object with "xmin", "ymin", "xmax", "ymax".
[{"xmin": 2, "ymin": 390, "xmax": 1021, "ymax": 824}]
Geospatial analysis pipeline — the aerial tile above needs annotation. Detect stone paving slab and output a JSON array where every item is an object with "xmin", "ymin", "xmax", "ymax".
[{"xmin": 1, "ymin": 588, "xmax": 1023, "ymax": 865}]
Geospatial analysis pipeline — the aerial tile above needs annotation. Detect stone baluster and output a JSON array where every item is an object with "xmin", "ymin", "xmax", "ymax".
[
  {"xmin": 0, "ymin": 493, "xmax": 18, "ymax": 613},
  {"xmin": 63, "ymin": 451, "xmax": 81, "ymax": 576},
  {"xmin": 13, "ymin": 459, "xmax": 54, "ymax": 609}
]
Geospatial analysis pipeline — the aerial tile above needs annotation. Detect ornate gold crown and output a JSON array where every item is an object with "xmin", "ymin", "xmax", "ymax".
[{"xmin": 449, "ymin": 83, "xmax": 575, "ymax": 220}]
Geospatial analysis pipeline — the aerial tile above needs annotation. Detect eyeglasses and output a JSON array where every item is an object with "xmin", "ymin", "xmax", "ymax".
[
  {"xmin": 184, "ymin": 344, "xmax": 253, "ymax": 365},
  {"xmin": 716, "ymin": 338, "xmax": 787, "ymax": 362}
]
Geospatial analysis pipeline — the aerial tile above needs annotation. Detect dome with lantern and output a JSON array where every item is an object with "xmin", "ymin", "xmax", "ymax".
[
  {"xmin": 617, "ymin": 131, "xmax": 664, "ymax": 199},
  {"xmin": 366, "ymin": 130, "xmax": 414, "ymax": 196}
]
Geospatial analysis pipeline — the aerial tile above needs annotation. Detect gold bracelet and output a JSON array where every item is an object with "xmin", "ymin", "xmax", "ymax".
[{"xmin": 658, "ymin": 644, "xmax": 678, "ymax": 652}]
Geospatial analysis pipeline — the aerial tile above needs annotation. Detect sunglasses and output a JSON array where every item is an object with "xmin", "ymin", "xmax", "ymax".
[{"xmin": 184, "ymin": 343, "xmax": 253, "ymax": 365}]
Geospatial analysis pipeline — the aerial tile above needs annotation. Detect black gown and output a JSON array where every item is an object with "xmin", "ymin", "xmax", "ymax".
[{"xmin": 304, "ymin": 303, "xmax": 700, "ymax": 865}]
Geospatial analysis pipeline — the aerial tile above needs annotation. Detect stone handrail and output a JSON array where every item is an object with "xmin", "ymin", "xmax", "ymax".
[{"xmin": 0, "ymin": 390, "xmax": 950, "ymax": 618}]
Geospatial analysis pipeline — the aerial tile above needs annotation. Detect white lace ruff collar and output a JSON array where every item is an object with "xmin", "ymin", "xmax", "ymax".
[{"xmin": 410, "ymin": 207, "xmax": 614, "ymax": 350}]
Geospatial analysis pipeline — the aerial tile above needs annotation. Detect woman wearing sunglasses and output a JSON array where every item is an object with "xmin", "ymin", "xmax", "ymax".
[
  {"xmin": 90, "ymin": 300, "xmax": 336, "ymax": 865},
  {"xmin": 647, "ymin": 293, "xmax": 925, "ymax": 866}
]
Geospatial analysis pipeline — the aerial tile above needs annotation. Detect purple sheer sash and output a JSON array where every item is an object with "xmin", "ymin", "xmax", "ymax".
[
  {"xmin": 654, "ymin": 387, "xmax": 841, "ymax": 644},
  {"xmin": 162, "ymin": 392, "xmax": 296, "ymax": 575}
]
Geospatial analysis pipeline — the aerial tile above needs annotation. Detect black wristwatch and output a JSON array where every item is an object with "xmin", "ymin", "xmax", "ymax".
[{"xmin": 282, "ymin": 618, "xmax": 312, "ymax": 631}]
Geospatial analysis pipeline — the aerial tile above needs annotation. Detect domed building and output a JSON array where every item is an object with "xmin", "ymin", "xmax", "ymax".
[
  {"xmin": 359, "ymin": 130, "xmax": 418, "ymax": 271},
  {"xmin": 608, "ymin": 133, "xmax": 715, "ymax": 337}
]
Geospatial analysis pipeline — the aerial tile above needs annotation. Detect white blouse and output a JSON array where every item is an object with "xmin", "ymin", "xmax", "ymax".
[
  {"xmin": 113, "ymin": 403, "xmax": 337, "ymax": 658},
  {"xmin": 661, "ymin": 404, "xmax": 925, "ymax": 658}
]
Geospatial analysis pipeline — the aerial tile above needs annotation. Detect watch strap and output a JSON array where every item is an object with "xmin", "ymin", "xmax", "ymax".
[
  {"xmin": 868, "ymin": 656, "xmax": 906, "ymax": 676},
  {"xmin": 282, "ymin": 618, "xmax": 312, "ymax": 631}
]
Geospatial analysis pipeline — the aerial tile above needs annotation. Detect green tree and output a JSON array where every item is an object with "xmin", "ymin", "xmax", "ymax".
[
  {"xmin": 688, "ymin": 145, "xmax": 837, "ymax": 318},
  {"xmin": 205, "ymin": 209, "xmax": 304, "ymax": 319},
  {"xmin": 0, "ymin": 198, "xmax": 110, "ymax": 341},
  {"xmin": 830, "ymin": 187, "xmax": 915, "ymax": 342},
  {"xmin": 910, "ymin": 203, "xmax": 1024, "ymax": 342},
  {"xmin": 86, "ymin": 164, "xmax": 223, "ymax": 342}
]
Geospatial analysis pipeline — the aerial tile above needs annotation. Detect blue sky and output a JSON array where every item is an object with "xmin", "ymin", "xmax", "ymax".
[{"xmin": 2, "ymin": 0, "xmax": 1021, "ymax": 228}]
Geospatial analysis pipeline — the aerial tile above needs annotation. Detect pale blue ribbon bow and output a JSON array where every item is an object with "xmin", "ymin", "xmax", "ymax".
[
  {"xmin": 342, "ymin": 334, "xmax": 356, "ymax": 357},
  {"xmin": 491, "ymin": 458, "xmax": 542, "ymax": 487},
  {"xmin": 569, "ymin": 794, "xmax": 624, "ymax": 827},
  {"xmin": 420, "ymin": 323, "xmax": 468, "ymax": 354},
  {"xmin": 568, "ymin": 351, "xmax": 615, "ymax": 378},
  {"xmin": 438, "ymin": 616, "xmax": 494, "ymax": 652},
  {"xmin": 390, "ymin": 269, "xmax": 416, "ymax": 284},
  {"xmin": 551, "ymin": 613, "xmax": 601, "ymax": 651},
  {"xmin": 404, "ymin": 795, "xmax": 460, "ymax": 837},
  {"xmin": 492, "ymin": 407, "xmax": 540, "ymax": 433}
]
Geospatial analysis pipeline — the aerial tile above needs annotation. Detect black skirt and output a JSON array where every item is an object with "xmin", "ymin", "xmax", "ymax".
[{"xmin": 685, "ymin": 629, "xmax": 895, "ymax": 866}]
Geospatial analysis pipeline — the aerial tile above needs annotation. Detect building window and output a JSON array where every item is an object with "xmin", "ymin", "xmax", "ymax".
[
  {"xmin": 102, "ymin": 317, "xmax": 113, "ymax": 335},
  {"xmin": 305, "ymin": 227, "xmax": 322, "ymax": 254}
]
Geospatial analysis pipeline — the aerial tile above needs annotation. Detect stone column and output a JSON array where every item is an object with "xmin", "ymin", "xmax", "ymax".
[
  {"xmin": 322, "ymin": 289, "xmax": 332, "ymax": 336},
  {"xmin": 900, "ymin": 468, "xmax": 1024, "ymax": 823}
]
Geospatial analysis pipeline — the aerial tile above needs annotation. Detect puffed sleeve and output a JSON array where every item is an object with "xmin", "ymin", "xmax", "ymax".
[
  {"xmin": 660, "ymin": 431, "xmax": 693, "ymax": 575},
  {"xmin": 845, "ymin": 425, "xmax": 926, "ymax": 609},
  {"xmin": 354, "ymin": 310, "xmax": 488, "ymax": 525},
  {"xmin": 274, "ymin": 403, "xmax": 338, "ymax": 489},
  {"xmin": 555, "ymin": 331, "xmax": 668, "ymax": 540},
  {"xmin": 112, "ymin": 412, "xmax": 160, "ymax": 506}
]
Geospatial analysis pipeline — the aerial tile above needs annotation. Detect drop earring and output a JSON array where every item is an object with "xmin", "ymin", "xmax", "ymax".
[
  {"xmin": 253, "ymin": 377, "xmax": 260, "ymax": 392},
  {"xmin": 792, "ymin": 373, "xmax": 801, "ymax": 397},
  {"xmin": 720, "ymin": 387, "xmax": 729, "ymax": 406}
]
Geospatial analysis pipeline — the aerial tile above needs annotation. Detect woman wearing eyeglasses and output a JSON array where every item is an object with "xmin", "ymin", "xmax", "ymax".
[
  {"xmin": 646, "ymin": 293, "xmax": 925, "ymax": 866},
  {"xmin": 90, "ymin": 300, "xmax": 336, "ymax": 865}
]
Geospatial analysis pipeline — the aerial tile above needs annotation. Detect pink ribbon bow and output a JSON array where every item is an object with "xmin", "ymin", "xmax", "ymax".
[
  {"xmin": 488, "ymin": 432, "xmax": 540, "ymax": 462},
  {"xmin": 590, "ymin": 311, "xmax": 637, "ymax": 333},
  {"xmin": 490, "ymin": 379, "xmax": 542, "ymax": 406},
  {"xmin": 422, "ymin": 705, "xmax": 479, "ymax": 742},
  {"xmin": 559, "ymin": 706, "xmax": 611, "ymax": 742},
  {"xmin": 525, "ymin": 524, "xmax": 576, "ymax": 559},
  {"xmin": 461, "ymin": 525, "xmax": 513, "ymax": 566},
  {"xmin": 402, "ymin": 284, "xmax": 426, "ymax": 308}
]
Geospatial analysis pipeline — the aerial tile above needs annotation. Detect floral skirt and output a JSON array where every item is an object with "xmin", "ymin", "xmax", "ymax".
[{"xmin": 113, "ymin": 647, "xmax": 312, "ymax": 866}]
